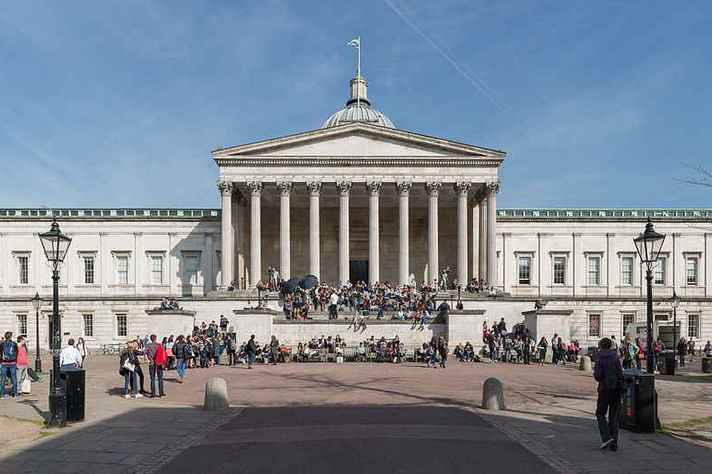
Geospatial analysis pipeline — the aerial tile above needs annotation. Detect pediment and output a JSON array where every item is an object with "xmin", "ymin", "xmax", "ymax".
[{"xmin": 212, "ymin": 123, "xmax": 505, "ymax": 159}]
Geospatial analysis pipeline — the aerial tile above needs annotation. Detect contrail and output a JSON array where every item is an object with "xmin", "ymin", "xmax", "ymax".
[{"xmin": 382, "ymin": 0, "xmax": 504, "ymax": 111}]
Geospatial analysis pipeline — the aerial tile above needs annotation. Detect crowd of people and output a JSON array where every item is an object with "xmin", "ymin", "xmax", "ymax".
[{"xmin": 280, "ymin": 281, "xmax": 452, "ymax": 328}]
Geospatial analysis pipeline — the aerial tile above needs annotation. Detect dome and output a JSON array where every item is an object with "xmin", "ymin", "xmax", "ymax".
[{"xmin": 321, "ymin": 76, "xmax": 395, "ymax": 129}]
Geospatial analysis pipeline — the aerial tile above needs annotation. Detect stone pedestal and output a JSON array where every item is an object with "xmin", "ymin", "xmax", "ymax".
[{"xmin": 144, "ymin": 310, "xmax": 197, "ymax": 338}]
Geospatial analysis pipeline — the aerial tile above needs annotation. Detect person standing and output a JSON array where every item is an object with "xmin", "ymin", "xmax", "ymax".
[
  {"xmin": 59, "ymin": 338, "xmax": 83, "ymax": 369},
  {"xmin": 145, "ymin": 335, "xmax": 166, "ymax": 398},
  {"xmin": 677, "ymin": 337, "xmax": 687, "ymax": 368},
  {"xmin": 16, "ymin": 336, "xmax": 29, "ymax": 395},
  {"xmin": 0, "ymin": 332, "xmax": 19, "ymax": 399},
  {"xmin": 329, "ymin": 291, "xmax": 339, "ymax": 320},
  {"xmin": 172, "ymin": 335, "xmax": 187, "ymax": 383},
  {"xmin": 76, "ymin": 338, "xmax": 88, "ymax": 368},
  {"xmin": 246, "ymin": 335, "xmax": 257, "ymax": 369},
  {"xmin": 269, "ymin": 336, "xmax": 280, "ymax": 366},
  {"xmin": 594, "ymin": 337, "xmax": 624, "ymax": 452},
  {"xmin": 537, "ymin": 337, "xmax": 548, "ymax": 365}
]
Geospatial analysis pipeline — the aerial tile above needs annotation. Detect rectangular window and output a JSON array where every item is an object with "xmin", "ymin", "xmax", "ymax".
[
  {"xmin": 622, "ymin": 313, "xmax": 635, "ymax": 337},
  {"xmin": 655, "ymin": 257, "xmax": 666, "ymax": 285},
  {"xmin": 150, "ymin": 255, "xmax": 164, "ymax": 284},
  {"xmin": 553, "ymin": 256, "xmax": 566, "ymax": 285},
  {"xmin": 688, "ymin": 313, "xmax": 699, "ymax": 339},
  {"xmin": 621, "ymin": 256, "xmax": 633, "ymax": 286},
  {"xmin": 116, "ymin": 256, "xmax": 129, "ymax": 284},
  {"xmin": 518, "ymin": 256, "xmax": 531, "ymax": 285},
  {"xmin": 588, "ymin": 256, "xmax": 601, "ymax": 286},
  {"xmin": 83, "ymin": 313, "xmax": 93, "ymax": 337},
  {"xmin": 589, "ymin": 313, "xmax": 601, "ymax": 337},
  {"xmin": 116, "ymin": 313, "xmax": 127, "ymax": 337},
  {"xmin": 83, "ymin": 256, "xmax": 95, "ymax": 284},
  {"xmin": 18, "ymin": 255, "xmax": 29, "ymax": 285},
  {"xmin": 686, "ymin": 257, "xmax": 699, "ymax": 286},
  {"xmin": 184, "ymin": 253, "xmax": 201, "ymax": 285},
  {"xmin": 17, "ymin": 314, "xmax": 27, "ymax": 338}
]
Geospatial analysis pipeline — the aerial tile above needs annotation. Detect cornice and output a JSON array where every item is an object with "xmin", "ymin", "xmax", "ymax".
[{"xmin": 214, "ymin": 157, "xmax": 504, "ymax": 168}]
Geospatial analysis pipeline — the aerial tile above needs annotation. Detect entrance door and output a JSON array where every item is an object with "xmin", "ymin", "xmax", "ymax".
[{"xmin": 349, "ymin": 260, "xmax": 369, "ymax": 284}]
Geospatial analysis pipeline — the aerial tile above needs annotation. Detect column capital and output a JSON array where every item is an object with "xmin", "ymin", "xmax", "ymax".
[
  {"xmin": 336, "ymin": 180, "xmax": 352, "ymax": 196},
  {"xmin": 246, "ymin": 181, "xmax": 263, "ymax": 196},
  {"xmin": 307, "ymin": 181, "xmax": 322, "ymax": 196},
  {"xmin": 277, "ymin": 181, "xmax": 293, "ymax": 195},
  {"xmin": 425, "ymin": 181, "xmax": 441, "ymax": 196},
  {"xmin": 486, "ymin": 180, "xmax": 501, "ymax": 195},
  {"xmin": 217, "ymin": 181, "xmax": 233, "ymax": 196},
  {"xmin": 396, "ymin": 181, "xmax": 412, "ymax": 196},
  {"xmin": 366, "ymin": 180, "xmax": 382, "ymax": 195},
  {"xmin": 454, "ymin": 181, "xmax": 471, "ymax": 195}
]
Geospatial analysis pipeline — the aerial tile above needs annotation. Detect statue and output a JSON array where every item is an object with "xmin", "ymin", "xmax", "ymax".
[{"xmin": 439, "ymin": 267, "xmax": 450, "ymax": 290}]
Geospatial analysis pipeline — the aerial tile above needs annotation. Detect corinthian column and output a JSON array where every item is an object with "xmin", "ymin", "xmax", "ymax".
[
  {"xmin": 307, "ymin": 181, "xmax": 322, "ymax": 278},
  {"xmin": 455, "ymin": 182, "xmax": 471, "ymax": 289},
  {"xmin": 397, "ymin": 181, "xmax": 412, "ymax": 285},
  {"xmin": 425, "ymin": 182, "xmax": 441, "ymax": 285},
  {"xmin": 367, "ymin": 180, "xmax": 382, "ymax": 284},
  {"xmin": 247, "ymin": 181, "xmax": 263, "ymax": 287},
  {"xmin": 337, "ymin": 181, "xmax": 352, "ymax": 285},
  {"xmin": 478, "ymin": 191, "xmax": 487, "ymax": 281},
  {"xmin": 277, "ymin": 181, "xmax": 293, "ymax": 280},
  {"xmin": 218, "ymin": 181, "xmax": 233, "ymax": 289},
  {"xmin": 486, "ymin": 180, "xmax": 500, "ymax": 286}
]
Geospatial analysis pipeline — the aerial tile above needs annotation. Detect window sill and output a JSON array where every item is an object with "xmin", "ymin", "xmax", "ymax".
[
  {"xmin": 142, "ymin": 284, "xmax": 170, "ymax": 288},
  {"xmin": 74, "ymin": 284, "xmax": 102, "ymax": 288},
  {"xmin": 108, "ymin": 284, "xmax": 135, "ymax": 288}
]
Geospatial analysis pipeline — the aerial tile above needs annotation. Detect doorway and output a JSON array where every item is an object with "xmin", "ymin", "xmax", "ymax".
[{"xmin": 349, "ymin": 260, "xmax": 369, "ymax": 284}]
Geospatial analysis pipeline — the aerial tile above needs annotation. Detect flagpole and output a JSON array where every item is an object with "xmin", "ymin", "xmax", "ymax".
[{"xmin": 357, "ymin": 36, "xmax": 361, "ymax": 107}]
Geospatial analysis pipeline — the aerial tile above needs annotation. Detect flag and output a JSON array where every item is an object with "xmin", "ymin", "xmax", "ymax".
[{"xmin": 348, "ymin": 37, "xmax": 360, "ymax": 48}]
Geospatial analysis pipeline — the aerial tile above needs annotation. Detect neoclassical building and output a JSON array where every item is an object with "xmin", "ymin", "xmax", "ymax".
[{"xmin": 1, "ymin": 74, "xmax": 710, "ymax": 350}]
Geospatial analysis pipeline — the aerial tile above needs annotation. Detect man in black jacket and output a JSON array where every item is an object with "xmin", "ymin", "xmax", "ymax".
[
  {"xmin": 594, "ymin": 337, "xmax": 624, "ymax": 451},
  {"xmin": 246, "ymin": 335, "xmax": 257, "ymax": 369}
]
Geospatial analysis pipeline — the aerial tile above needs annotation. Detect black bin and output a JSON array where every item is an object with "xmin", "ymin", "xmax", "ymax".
[
  {"xmin": 620, "ymin": 369, "xmax": 656, "ymax": 433},
  {"xmin": 60, "ymin": 367, "xmax": 85, "ymax": 422},
  {"xmin": 703, "ymin": 357, "xmax": 712, "ymax": 373},
  {"xmin": 660, "ymin": 351, "xmax": 676, "ymax": 375}
]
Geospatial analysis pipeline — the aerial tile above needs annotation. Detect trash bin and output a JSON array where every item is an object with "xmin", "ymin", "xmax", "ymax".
[
  {"xmin": 620, "ymin": 369, "xmax": 656, "ymax": 433},
  {"xmin": 60, "ymin": 367, "xmax": 85, "ymax": 422},
  {"xmin": 702, "ymin": 357, "xmax": 712, "ymax": 374},
  {"xmin": 587, "ymin": 346, "xmax": 598, "ymax": 360},
  {"xmin": 660, "ymin": 351, "xmax": 676, "ymax": 375}
]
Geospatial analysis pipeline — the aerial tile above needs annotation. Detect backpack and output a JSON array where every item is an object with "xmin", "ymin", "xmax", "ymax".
[{"xmin": 1, "ymin": 341, "xmax": 17, "ymax": 362}]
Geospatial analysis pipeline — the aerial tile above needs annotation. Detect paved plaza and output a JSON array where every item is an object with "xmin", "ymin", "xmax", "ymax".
[{"xmin": 1, "ymin": 356, "xmax": 711, "ymax": 473}]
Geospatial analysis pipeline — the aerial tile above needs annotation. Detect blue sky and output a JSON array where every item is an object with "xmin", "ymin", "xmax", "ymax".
[{"xmin": 1, "ymin": 0, "xmax": 710, "ymax": 209}]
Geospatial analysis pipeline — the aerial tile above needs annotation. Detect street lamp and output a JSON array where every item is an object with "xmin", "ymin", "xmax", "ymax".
[
  {"xmin": 38, "ymin": 219, "xmax": 72, "ymax": 427},
  {"xmin": 671, "ymin": 289, "xmax": 680, "ymax": 364},
  {"xmin": 31, "ymin": 292, "xmax": 42, "ymax": 373},
  {"xmin": 633, "ymin": 218, "xmax": 666, "ymax": 374}
]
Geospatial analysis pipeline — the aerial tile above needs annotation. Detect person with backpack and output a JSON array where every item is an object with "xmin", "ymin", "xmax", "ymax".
[
  {"xmin": 1, "ymin": 332, "xmax": 19, "ymax": 399},
  {"xmin": 594, "ymin": 337, "xmax": 624, "ymax": 452},
  {"xmin": 145, "ymin": 334, "xmax": 166, "ymax": 398}
]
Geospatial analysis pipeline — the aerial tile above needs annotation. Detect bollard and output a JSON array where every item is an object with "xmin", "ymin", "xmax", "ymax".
[
  {"xmin": 203, "ymin": 377, "xmax": 229, "ymax": 411},
  {"xmin": 482, "ymin": 377, "xmax": 505, "ymax": 411},
  {"xmin": 578, "ymin": 355, "xmax": 592, "ymax": 371}
]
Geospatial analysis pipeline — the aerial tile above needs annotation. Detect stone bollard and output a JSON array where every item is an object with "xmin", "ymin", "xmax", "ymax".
[
  {"xmin": 579, "ymin": 355, "xmax": 592, "ymax": 372},
  {"xmin": 482, "ymin": 377, "xmax": 505, "ymax": 411},
  {"xmin": 203, "ymin": 377, "xmax": 229, "ymax": 411}
]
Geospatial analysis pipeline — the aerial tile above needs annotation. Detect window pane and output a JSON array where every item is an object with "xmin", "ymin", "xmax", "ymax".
[
  {"xmin": 688, "ymin": 314, "xmax": 699, "ymax": 338},
  {"xmin": 83, "ymin": 313, "xmax": 93, "ymax": 337},
  {"xmin": 621, "ymin": 257, "xmax": 633, "ymax": 286},
  {"xmin": 18, "ymin": 256, "xmax": 29, "ymax": 285},
  {"xmin": 116, "ymin": 314, "xmax": 127, "ymax": 337},
  {"xmin": 151, "ymin": 256, "xmax": 163, "ymax": 284},
  {"xmin": 588, "ymin": 257, "xmax": 600, "ymax": 286},
  {"xmin": 84, "ymin": 256, "xmax": 94, "ymax": 284},
  {"xmin": 655, "ymin": 257, "xmax": 666, "ymax": 285},
  {"xmin": 686, "ymin": 258, "xmax": 698, "ymax": 286},
  {"xmin": 185, "ymin": 254, "xmax": 200, "ymax": 285},
  {"xmin": 622, "ymin": 313, "xmax": 635, "ymax": 337},
  {"xmin": 553, "ymin": 257, "xmax": 565, "ymax": 285},
  {"xmin": 117, "ymin": 257, "xmax": 129, "ymax": 284},
  {"xmin": 17, "ymin": 314, "xmax": 27, "ymax": 337},
  {"xmin": 518, "ymin": 256, "xmax": 531, "ymax": 285},
  {"xmin": 589, "ymin": 314, "xmax": 601, "ymax": 337}
]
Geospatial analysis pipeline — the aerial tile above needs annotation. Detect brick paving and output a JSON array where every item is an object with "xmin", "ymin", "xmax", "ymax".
[{"xmin": 0, "ymin": 355, "xmax": 710, "ymax": 473}]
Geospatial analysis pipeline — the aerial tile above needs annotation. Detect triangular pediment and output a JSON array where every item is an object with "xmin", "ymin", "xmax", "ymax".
[{"xmin": 212, "ymin": 123, "xmax": 505, "ymax": 159}]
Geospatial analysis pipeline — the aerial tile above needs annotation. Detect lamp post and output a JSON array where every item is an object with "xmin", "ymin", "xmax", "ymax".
[
  {"xmin": 633, "ymin": 218, "xmax": 666, "ymax": 374},
  {"xmin": 31, "ymin": 292, "xmax": 42, "ymax": 373},
  {"xmin": 671, "ymin": 289, "xmax": 680, "ymax": 365},
  {"xmin": 38, "ymin": 219, "xmax": 72, "ymax": 427}
]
